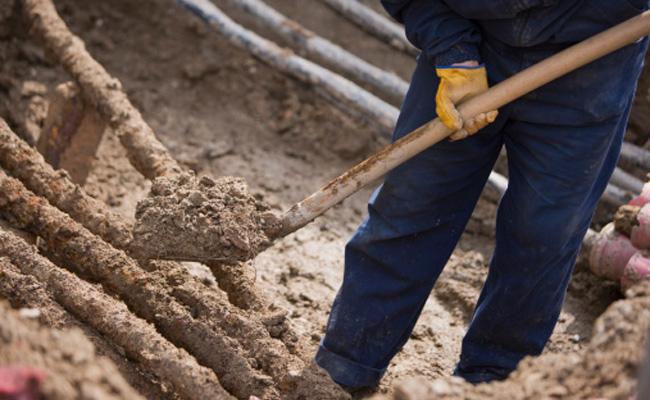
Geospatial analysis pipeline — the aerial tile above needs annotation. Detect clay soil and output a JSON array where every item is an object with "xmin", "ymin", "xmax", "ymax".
[{"xmin": 0, "ymin": 0, "xmax": 649, "ymax": 398}]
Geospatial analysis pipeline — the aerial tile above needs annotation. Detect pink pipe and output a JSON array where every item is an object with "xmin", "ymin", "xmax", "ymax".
[
  {"xmin": 588, "ymin": 224, "xmax": 638, "ymax": 281},
  {"xmin": 629, "ymin": 204, "xmax": 650, "ymax": 249},
  {"xmin": 629, "ymin": 182, "xmax": 650, "ymax": 207},
  {"xmin": 0, "ymin": 367, "xmax": 45, "ymax": 400},
  {"xmin": 621, "ymin": 250, "xmax": 650, "ymax": 291}
]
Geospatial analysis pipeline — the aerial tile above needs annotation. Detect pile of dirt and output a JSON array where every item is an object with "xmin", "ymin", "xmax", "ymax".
[
  {"xmin": 0, "ymin": 300, "xmax": 142, "ymax": 399},
  {"xmin": 384, "ymin": 282, "xmax": 650, "ymax": 400},
  {"xmin": 131, "ymin": 172, "xmax": 281, "ymax": 262}
]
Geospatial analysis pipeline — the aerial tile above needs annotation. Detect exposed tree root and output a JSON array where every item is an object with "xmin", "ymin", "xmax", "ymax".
[
  {"xmin": 0, "ymin": 119, "xmax": 133, "ymax": 249},
  {"xmin": 17, "ymin": 0, "xmax": 281, "ymax": 313},
  {"xmin": 21, "ymin": 0, "xmax": 181, "ymax": 179},
  {"xmin": 0, "ymin": 255, "xmax": 169, "ymax": 399},
  {"xmin": 0, "ymin": 167, "xmax": 348, "ymax": 399},
  {"xmin": 0, "ymin": 119, "xmax": 313, "ymax": 375},
  {"xmin": 0, "ymin": 169, "xmax": 278, "ymax": 399},
  {"xmin": 165, "ymin": 261, "xmax": 348, "ymax": 399},
  {"xmin": 208, "ymin": 261, "xmax": 266, "ymax": 309},
  {"xmin": 0, "ymin": 228, "xmax": 235, "ymax": 400},
  {"xmin": 0, "ymin": 256, "xmax": 71, "ymax": 328}
]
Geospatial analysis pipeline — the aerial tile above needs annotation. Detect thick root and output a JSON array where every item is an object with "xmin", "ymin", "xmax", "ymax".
[
  {"xmin": 0, "ymin": 169, "xmax": 278, "ymax": 399},
  {"xmin": 22, "ymin": 0, "xmax": 181, "ymax": 179},
  {"xmin": 0, "ymin": 228, "xmax": 235, "ymax": 400},
  {"xmin": 0, "ymin": 119, "xmax": 321, "ymax": 391}
]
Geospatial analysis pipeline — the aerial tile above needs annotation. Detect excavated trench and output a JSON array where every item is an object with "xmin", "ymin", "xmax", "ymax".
[{"xmin": 0, "ymin": 0, "xmax": 648, "ymax": 399}]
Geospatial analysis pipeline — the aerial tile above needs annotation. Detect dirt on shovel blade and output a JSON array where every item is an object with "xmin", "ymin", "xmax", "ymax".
[{"xmin": 130, "ymin": 172, "xmax": 281, "ymax": 262}]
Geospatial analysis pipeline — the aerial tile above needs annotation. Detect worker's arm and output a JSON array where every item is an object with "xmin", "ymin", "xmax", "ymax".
[
  {"xmin": 381, "ymin": 0, "xmax": 481, "ymax": 66},
  {"xmin": 382, "ymin": 0, "xmax": 497, "ymax": 140}
]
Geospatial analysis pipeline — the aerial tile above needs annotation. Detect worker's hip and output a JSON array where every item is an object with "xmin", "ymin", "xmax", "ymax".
[
  {"xmin": 479, "ymin": 0, "xmax": 648, "ymax": 51},
  {"xmin": 480, "ymin": 33, "xmax": 648, "ymax": 127}
]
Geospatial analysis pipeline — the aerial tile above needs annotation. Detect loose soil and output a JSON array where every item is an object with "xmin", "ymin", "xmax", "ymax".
[
  {"xmin": 0, "ymin": 300, "xmax": 143, "ymax": 400},
  {"xmin": 0, "ymin": 0, "xmax": 648, "ymax": 399},
  {"xmin": 384, "ymin": 282, "xmax": 650, "ymax": 400},
  {"xmin": 131, "ymin": 172, "xmax": 280, "ymax": 263}
]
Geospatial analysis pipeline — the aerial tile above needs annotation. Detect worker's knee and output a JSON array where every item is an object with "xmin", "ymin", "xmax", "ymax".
[{"xmin": 498, "ymin": 193, "xmax": 589, "ymax": 258}]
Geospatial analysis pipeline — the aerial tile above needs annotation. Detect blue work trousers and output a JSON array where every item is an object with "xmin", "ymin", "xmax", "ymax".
[{"xmin": 315, "ymin": 33, "xmax": 648, "ymax": 388}]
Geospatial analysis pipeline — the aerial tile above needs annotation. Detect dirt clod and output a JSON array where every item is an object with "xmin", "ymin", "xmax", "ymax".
[
  {"xmin": 131, "ymin": 172, "xmax": 281, "ymax": 262},
  {"xmin": 614, "ymin": 204, "xmax": 641, "ymax": 237}
]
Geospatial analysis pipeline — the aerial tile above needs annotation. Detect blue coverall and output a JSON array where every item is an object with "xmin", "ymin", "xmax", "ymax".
[{"xmin": 315, "ymin": 0, "xmax": 649, "ymax": 388}]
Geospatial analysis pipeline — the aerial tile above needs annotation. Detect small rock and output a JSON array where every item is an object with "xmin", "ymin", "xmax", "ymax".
[
  {"xmin": 20, "ymin": 80, "xmax": 47, "ymax": 97},
  {"xmin": 199, "ymin": 175, "xmax": 216, "ymax": 187},
  {"xmin": 186, "ymin": 191, "xmax": 206, "ymax": 206},
  {"xmin": 182, "ymin": 60, "xmax": 220, "ymax": 81},
  {"xmin": 203, "ymin": 140, "xmax": 234, "ymax": 159},
  {"xmin": 186, "ymin": 18, "xmax": 209, "ymax": 37},
  {"xmin": 261, "ymin": 309, "xmax": 288, "ymax": 327},
  {"xmin": 18, "ymin": 308, "xmax": 41, "ymax": 319}
]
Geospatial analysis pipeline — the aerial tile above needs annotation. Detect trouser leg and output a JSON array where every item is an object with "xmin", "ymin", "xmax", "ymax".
[
  {"xmin": 456, "ymin": 39, "xmax": 648, "ymax": 383},
  {"xmin": 315, "ymin": 54, "xmax": 506, "ymax": 388}
]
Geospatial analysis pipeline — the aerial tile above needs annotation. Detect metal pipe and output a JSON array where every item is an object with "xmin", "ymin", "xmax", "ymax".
[
  {"xmin": 178, "ymin": 0, "xmax": 399, "ymax": 132},
  {"xmin": 611, "ymin": 166, "xmax": 644, "ymax": 194},
  {"xmin": 621, "ymin": 141, "xmax": 650, "ymax": 170},
  {"xmin": 318, "ymin": 0, "xmax": 418, "ymax": 55},
  {"xmin": 223, "ymin": 0, "xmax": 409, "ymax": 103}
]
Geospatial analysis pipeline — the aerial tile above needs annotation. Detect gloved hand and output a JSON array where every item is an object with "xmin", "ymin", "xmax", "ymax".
[{"xmin": 435, "ymin": 64, "xmax": 498, "ymax": 141}]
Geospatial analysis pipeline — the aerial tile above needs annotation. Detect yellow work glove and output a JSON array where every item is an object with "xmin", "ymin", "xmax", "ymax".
[{"xmin": 435, "ymin": 65, "xmax": 498, "ymax": 141}]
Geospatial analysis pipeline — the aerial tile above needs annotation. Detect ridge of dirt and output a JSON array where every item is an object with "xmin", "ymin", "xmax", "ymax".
[
  {"xmin": 0, "ymin": 256, "xmax": 77, "ymax": 327},
  {"xmin": 0, "ymin": 254, "xmax": 171, "ymax": 399},
  {"xmin": 385, "ymin": 281, "xmax": 650, "ymax": 400},
  {"xmin": 0, "ymin": 300, "xmax": 143, "ymax": 400}
]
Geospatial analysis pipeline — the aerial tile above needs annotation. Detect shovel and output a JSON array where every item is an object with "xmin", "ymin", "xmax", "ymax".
[{"xmin": 130, "ymin": 11, "xmax": 650, "ymax": 263}]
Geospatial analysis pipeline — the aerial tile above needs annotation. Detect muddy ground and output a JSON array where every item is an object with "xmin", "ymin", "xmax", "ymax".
[{"xmin": 0, "ymin": 0, "xmax": 648, "ymax": 398}]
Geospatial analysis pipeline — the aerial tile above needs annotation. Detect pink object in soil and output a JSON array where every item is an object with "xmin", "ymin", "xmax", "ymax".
[
  {"xmin": 630, "ymin": 204, "xmax": 650, "ymax": 249},
  {"xmin": 589, "ymin": 224, "xmax": 638, "ymax": 281},
  {"xmin": 0, "ymin": 366, "xmax": 45, "ymax": 400},
  {"xmin": 629, "ymin": 182, "xmax": 650, "ymax": 207},
  {"xmin": 621, "ymin": 251, "xmax": 650, "ymax": 291}
]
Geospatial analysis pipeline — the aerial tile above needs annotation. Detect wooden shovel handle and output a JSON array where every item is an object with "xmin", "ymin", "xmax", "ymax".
[{"xmin": 279, "ymin": 11, "xmax": 650, "ymax": 236}]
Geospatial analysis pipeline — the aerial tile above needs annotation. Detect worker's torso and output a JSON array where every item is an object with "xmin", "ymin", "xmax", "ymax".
[{"xmin": 444, "ymin": 0, "xmax": 649, "ymax": 47}]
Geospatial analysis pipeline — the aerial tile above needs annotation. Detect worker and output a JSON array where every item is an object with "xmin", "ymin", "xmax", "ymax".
[{"xmin": 315, "ymin": 0, "xmax": 650, "ymax": 390}]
